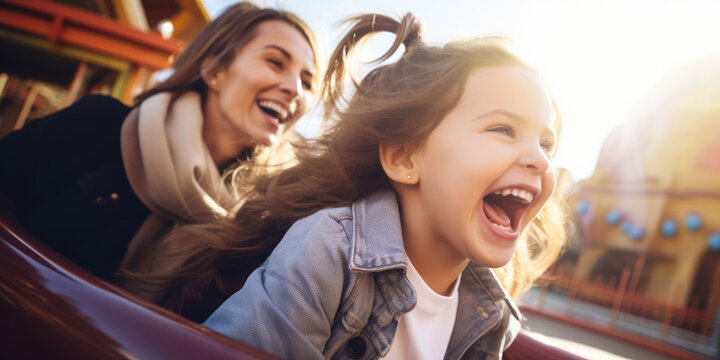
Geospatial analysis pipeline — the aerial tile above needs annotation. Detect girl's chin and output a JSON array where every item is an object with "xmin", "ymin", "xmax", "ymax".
[{"xmin": 482, "ymin": 256, "xmax": 514, "ymax": 269}]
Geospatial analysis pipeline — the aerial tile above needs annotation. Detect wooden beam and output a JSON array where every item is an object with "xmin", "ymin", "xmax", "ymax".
[
  {"xmin": 0, "ymin": 28, "xmax": 130, "ymax": 71},
  {"xmin": 64, "ymin": 61, "xmax": 88, "ymax": 107},
  {"xmin": 0, "ymin": 0, "xmax": 182, "ymax": 70}
]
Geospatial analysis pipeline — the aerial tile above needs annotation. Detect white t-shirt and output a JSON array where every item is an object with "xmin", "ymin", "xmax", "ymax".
[{"xmin": 381, "ymin": 259, "xmax": 461, "ymax": 359}]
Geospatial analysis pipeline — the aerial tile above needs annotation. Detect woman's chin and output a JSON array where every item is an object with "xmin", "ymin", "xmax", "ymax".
[{"xmin": 251, "ymin": 133, "xmax": 279, "ymax": 147}]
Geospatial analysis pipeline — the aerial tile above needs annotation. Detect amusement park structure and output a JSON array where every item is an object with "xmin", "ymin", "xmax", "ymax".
[
  {"xmin": 0, "ymin": 0, "xmax": 208, "ymax": 136},
  {"xmin": 524, "ymin": 53, "xmax": 720, "ymax": 359}
]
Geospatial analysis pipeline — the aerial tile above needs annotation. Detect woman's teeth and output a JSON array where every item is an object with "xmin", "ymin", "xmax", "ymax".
[
  {"xmin": 492, "ymin": 188, "xmax": 534, "ymax": 203},
  {"xmin": 258, "ymin": 100, "xmax": 288, "ymax": 122}
]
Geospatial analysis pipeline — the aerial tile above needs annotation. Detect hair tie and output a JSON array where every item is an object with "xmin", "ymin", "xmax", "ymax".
[{"xmin": 403, "ymin": 31, "xmax": 422, "ymax": 48}]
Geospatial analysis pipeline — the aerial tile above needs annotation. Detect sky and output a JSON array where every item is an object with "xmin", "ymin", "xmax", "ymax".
[{"xmin": 202, "ymin": 0, "xmax": 720, "ymax": 180}]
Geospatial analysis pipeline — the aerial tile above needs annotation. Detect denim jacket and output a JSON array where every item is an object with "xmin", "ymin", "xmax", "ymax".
[{"xmin": 204, "ymin": 189, "xmax": 521, "ymax": 359}]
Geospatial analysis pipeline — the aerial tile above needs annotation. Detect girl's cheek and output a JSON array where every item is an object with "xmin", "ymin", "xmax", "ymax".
[{"xmin": 540, "ymin": 174, "xmax": 557, "ymax": 205}]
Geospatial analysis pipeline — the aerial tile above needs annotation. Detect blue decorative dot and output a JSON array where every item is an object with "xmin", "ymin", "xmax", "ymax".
[
  {"xmin": 577, "ymin": 200, "xmax": 589, "ymax": 215},
  {"xmin": 629, "ymin": 226, "xmax": 644, "ymax": 240},
  {"xmin": 621, "ymin": 221, "xmax": 633, "ymax": 234},
  {"xmin": 607, "ymin": 210, "xmax": 622, "ymax": 225},
  {"xmin": 685, "ymin": 214, "xmax": 702, "ymax": 231},
  {"xmin": 709, "ymin": 233, "xmax": 720, "ymax": 250},
  {"xmin": 661, "ymin": 219, "xmax": 678, "ymax": 237}
]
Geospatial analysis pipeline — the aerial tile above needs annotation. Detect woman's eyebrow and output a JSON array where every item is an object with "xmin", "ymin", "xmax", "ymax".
[
  {"xmin": 265, "ymin": 45, "xmax": 292, "ymax": 59},
  {"xmin": 264, "ymin": 44, "xmax": 314, "ymax": 78}
]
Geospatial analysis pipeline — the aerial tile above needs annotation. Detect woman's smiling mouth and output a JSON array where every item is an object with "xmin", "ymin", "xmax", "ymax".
[{"xmin": 257, "ymin": 100, "xmax": 289, "ymax": 124}]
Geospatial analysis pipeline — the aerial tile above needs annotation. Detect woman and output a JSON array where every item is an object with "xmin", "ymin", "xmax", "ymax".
[{"xmin": 0, "ymin": 2, "xmax": 318, "ymax": 291}]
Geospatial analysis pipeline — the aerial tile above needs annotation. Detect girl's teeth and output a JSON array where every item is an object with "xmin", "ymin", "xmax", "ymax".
[
  {"xmin": 492, "ymin": 188, "xmax": 534, "ymax": 204},
  {"xmin": 518, "ymin": 190, "xmax": 527, "ymax": 201},
  {"xmin": 491, "ymin": 222, "xmax": 513, "ymax": 232}
]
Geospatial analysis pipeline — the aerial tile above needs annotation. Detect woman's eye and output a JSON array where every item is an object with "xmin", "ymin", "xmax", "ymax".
[
  {"xmin": 489, "ymin": 126, "xmax": 513, "ymax": 137},
  {"xmin": 301, "ymin": 80, "xmax": 312, "ymax": 91},
  {"xmin": 268, "ymin": 58, "xmax": 283, "ymax": 69}
]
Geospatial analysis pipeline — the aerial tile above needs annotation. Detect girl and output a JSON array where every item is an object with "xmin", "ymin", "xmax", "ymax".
[
  {"xmin": 0, "ymin": 2, "xmax": 318, "ymax": 292},
  {"xmin": 168, "ymin": 12, "xmax": 565, "ymax": 358}
]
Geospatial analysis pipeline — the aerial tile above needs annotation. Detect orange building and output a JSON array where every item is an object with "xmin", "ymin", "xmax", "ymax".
[
  {"xmin": 0, "ymin": 0, "xmax": 209, "ymax": 136},
  {"xmin": 565, "ymin": 53, "xmax": 720, "ymax": 319}
]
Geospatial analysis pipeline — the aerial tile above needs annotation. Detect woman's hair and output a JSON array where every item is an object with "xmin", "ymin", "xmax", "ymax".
[
  {"xmin": 140, "ymin": 13, "xmax": 566, "ymax": 322},
  {"xmin": 134, "ymin": 2, "xmax": 319, "ymax": 105}
]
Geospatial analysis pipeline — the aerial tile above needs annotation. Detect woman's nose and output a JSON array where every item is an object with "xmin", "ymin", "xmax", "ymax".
[{"xmin": 278, "ymin": 73, "xmax": 302, "ymax": 99}]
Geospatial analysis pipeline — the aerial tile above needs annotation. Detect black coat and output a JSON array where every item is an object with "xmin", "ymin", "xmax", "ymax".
[{"xmin": 0, "ymin": 95, "xmax": 149, "ymax": 281}]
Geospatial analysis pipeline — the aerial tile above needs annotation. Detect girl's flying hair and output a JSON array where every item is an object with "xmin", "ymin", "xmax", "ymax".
[{"xmin": 136, "ymin": 13, "xmax": 566, "ymax": 322}]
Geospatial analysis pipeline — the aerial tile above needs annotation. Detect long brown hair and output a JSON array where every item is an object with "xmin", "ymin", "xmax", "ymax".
[
  {"xmin": 142, "ymin": 13, "xmax": 566, "ymax": 322},
  {"xmin": 134, "ymin": 2, "xmax": 319, "ymax": 105}
]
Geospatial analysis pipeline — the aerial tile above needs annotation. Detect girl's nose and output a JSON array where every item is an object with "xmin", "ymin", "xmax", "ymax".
[{"xmin": 519, "ymin": 144, "xmax": 552, "ymax": 176}]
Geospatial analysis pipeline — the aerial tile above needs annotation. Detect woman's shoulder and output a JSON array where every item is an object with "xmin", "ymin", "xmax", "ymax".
[
  {"xmin": 73, "ymin": 94, "xmax": 130, "ymax": 111},
  {"xmin": 51, "ymin": 94, "xmax": 130, "ymax": 121},
  {"xmin": 68, "ymin": 95, "xmax": 132, "ymax": 125},
  {"xmin": 0, "ymin": 95, "xmax": 132, "ymax": 163},
  {"xmin": 13, "ymin": 95, "xmax": 131, "ymax": 139}
]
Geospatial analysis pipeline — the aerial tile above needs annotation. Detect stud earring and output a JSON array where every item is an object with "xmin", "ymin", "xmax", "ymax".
[
  {"xmin": 210, "ymin": 79, "xmax": 217, "ymax": 86},
  {"xmin": 407, "ymin": 175, "xmax": 412, "ymax": 179}
]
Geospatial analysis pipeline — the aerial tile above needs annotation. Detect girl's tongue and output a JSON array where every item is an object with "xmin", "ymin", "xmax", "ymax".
[{"xmin": 483, "ymin": 201, "xmax": 511, "ymax": 227}]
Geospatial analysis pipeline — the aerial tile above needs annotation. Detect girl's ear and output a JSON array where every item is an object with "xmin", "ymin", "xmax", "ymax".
[
  {"xmin": 200, "ymin": 57, "xmax": 220, "ymax": 90},
  {"xmin": 379, "ymin": 143, "xmax": 418, "ymax": 185}
]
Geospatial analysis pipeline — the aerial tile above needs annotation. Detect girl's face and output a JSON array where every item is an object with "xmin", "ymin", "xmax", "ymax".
[
  {"xmin": 209, "ymin": 20, "xmax": 315, "ymax": 146},
  {"xmin": 411, "ymin": 65, "xmax": 557, "ymax": 269}
]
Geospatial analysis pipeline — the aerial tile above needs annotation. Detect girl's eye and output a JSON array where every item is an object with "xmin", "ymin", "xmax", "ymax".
[
  {"xmin": 489, "ymin": 126, "xmax": 513, "ymax": 137},
  {"xmin": 301, "ymin": 80, "xmax": 312, "ymax": 91},
  {"xmin": 540, "ymin": 141, "xmax": 555, "ymax": 153}
]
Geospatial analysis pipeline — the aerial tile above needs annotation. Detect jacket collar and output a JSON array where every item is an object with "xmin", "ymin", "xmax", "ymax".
[
  {"xmin": 349, "ymin": 189, "xmax": 409, "ymax": 272},
  {"xmin": 466, "ymin": 263, "xmax": 521, "ymax": 320}
]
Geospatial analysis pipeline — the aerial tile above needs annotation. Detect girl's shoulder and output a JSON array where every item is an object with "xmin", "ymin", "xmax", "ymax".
[
  {"xmin": 268, "ymin": 189, "xmax": 405, "ymax": 276},
  {"xmin": 278, "ymin": 203, "xmax": 355, "ymax": 254}
]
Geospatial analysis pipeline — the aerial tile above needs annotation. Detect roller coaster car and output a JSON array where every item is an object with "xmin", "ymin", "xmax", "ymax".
[{"xmin": 0, "ymin": 197, "xmax": 582, "ymax": 359}]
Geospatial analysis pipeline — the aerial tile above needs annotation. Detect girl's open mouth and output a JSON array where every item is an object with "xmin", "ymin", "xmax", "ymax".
[{"xmin": 481, "ymin": 187, "xmax": 534, "ymax": 238}]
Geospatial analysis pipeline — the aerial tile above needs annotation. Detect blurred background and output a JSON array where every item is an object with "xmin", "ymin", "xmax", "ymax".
[{"xmin": 0, "ymin": 0, "xmax": 718, "ymax": 359}]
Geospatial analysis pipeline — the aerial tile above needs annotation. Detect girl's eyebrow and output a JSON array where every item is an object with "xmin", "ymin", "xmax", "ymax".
[
  {"xmin": 264, "ymin": 44, "xmax": 315, "ymax": 78},
  {"xmin": 473, "ymin": 109, "xmax": 524, "ymax": 122}
]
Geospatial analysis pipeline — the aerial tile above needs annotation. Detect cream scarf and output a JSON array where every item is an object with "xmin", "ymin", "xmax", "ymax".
[{"xmin": 119, "ymin": 91, "xmax": 234, "ymax": 301}]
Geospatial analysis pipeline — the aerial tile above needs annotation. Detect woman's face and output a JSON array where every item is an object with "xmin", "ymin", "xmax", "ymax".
[
  {"xmin": 207, "ymin": 20, "xmax": 315, "ymax": 147},
  {"xmin": 409, "ymin": 65, "xmax": 557, "ymax": 269}
]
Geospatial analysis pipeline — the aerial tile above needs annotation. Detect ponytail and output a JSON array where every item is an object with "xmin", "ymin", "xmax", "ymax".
[{"xmin": 323, "ymin": 13, "xmax": 424, "ymax": 119}]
